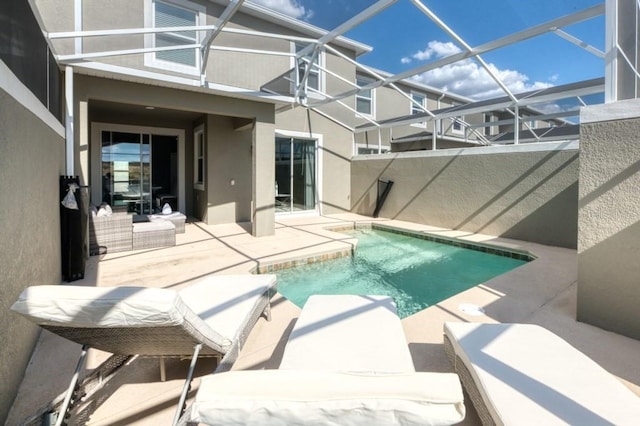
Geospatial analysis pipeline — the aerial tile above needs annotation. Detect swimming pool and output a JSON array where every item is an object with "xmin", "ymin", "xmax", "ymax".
[{"xmin": 276, "ymin": 227, "xmax": 530, "ymax": 318}]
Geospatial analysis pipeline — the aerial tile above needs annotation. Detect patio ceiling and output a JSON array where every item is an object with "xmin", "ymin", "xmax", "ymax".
[{"xmin": 29, "ymin": 0, "xmax": 639, "ymax": 143}]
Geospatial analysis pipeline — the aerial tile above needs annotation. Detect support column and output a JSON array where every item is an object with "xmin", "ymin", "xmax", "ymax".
[
  {"xmin": 252, "ymin": 120, "xmax": 275, "ymax": 237},
  {"xmin": 65, "ymin": 66, "xmax": 74, "ymax": 176}
]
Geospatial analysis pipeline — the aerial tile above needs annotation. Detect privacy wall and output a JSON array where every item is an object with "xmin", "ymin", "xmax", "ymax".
[
  {"xmin": 351, "ymin": 142, "xmax": 579, "ymax": 248},
  {"xmin": 578, "ymin": 100, "xmax": 640, "ymax": 340}
]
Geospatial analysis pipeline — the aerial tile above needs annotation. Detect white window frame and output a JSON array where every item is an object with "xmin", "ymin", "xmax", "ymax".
[
  {"xmin": 90, "ymin": 122, "xmax": 186, "ymax": 213},
  {"xmin": 194, "ymin": 124, "xmax": 205, "ymax": 191},
  {"xmin": 355, "ymin": 75, "xmax": 375, "ymax": 118},
  {"xmin": 274, "ymin": 129, "xmax": 323, "ymax": 217},
  {"xmin": 291, "ymin": 42, "xmax": 325, "ymax": 96},
  {"xmin": 410, "ymin": 91, "xmax": 426, "ymax": 128},
  {"xmin": 144, "ymin": 0, "xmax": 206, "ymax": 76},
  {"xmin": 452, "ymin": 116, "xmax": 464, "ymax": 134}
]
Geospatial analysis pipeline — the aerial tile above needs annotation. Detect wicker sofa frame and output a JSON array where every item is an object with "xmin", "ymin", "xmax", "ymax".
[{"xmin": 89, "ymin": 213, "xmax": 133, "ymax": 255}]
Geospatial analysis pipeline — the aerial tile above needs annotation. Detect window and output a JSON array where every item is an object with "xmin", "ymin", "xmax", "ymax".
[
  {"xmin": 145, "ymin": 0, "xmax": 205, "ymax": 75},
  {"xmin": 452, "ymin": 117, "xmax": 464, "ymax": 134},
  {"xmin": 356, "ymin": 145, "xmax": 389, "ymax": 155},
  {"xmin": 356, "ymin": 76, "xmax": 374, "ymax": 117},
  {"xmin": 484, "ymin": 113, "xmax": 498, "ymax": 136},
  {"xmin": 294, "ymin": 43, "xmax": 324, "ymax": 93},
  {"xmin": 194, "ymin": 125, "xmax": 205, "ymax": 190},
  {"xmin": 410, "ymin": 92, "xmax": 426, "ymax": 128}
]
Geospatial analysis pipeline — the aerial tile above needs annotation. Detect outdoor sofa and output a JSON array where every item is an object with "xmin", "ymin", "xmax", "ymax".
[
  {"xmin": 182, "ymin": 295, "xmax": 466, "ymax": 426},
  {"xmin": 444, "ymin": 322, "xmax": 640, "ymax": 425},
  {"xmin": 11, "ymin": 274, "xmax": 277, "ymax": 425}
]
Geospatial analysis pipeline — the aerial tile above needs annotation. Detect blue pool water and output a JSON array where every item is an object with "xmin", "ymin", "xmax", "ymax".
[{"xmin": 277, "ymin": 228, "xmax": 528, "ymax": 318}]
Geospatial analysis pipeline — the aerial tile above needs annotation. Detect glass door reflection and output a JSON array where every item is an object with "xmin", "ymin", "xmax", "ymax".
[
  {"xmin": 275, "ymin": 136, "xmax": 316, "ymax": 213},
  {"xmin": 101, "ymin": 131, "xmax": 151, "ymax": 214}
]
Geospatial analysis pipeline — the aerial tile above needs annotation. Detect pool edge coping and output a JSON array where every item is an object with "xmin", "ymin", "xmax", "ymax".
[{"xmin": 255, "ymin": 220, "xmax": 536, "ymax": 274}]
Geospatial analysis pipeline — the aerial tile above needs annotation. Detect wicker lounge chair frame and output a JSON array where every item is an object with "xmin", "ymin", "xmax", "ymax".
[
  {"xmin": 444, "ymin": 334, "xmax": 495, "ymax": 426},
  {"xmin": 12, "ymin": 276, "xmax": 276, "ymax": 426},
  {"xmin": 444, "ymin": 322, "xmax": 640, "ymax": 426}
]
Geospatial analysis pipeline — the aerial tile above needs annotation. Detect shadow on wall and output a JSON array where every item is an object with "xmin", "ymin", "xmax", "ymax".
[
  {"xmin": 350, "ymin": 154, "xmax": 400, "ymax": 213},
  {"xmin": 577, "ymin": 220, "xmax": 640, "ymax": 341},
  {"xmin": 452, "ymin": 152, "xmax": 577, "ymax": 232},
  {"xmin": 501, "ymin": 182, "xmax": 578, "ymax": 248},
  {"xmin": 351, "ymin": 148, "xmax": 579, "ymax": 248}
]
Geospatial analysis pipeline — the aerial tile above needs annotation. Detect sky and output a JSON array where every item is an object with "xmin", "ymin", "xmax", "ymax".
[{"xmin": 250, "ymin": 0, "xmax": 605, "ymax": 102}]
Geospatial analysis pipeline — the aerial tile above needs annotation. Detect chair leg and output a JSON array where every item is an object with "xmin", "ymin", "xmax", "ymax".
[
  {"xmin": 264, "ymin": 300, "xmax": 272, "ymax": 322},
  {"xmin": 160, "ymin": 356, "xmax": 167, "ymax": 381},
  {"xmin": 54, "ymin": 344, "xmax": 89, "ymax": 426},
  {"xmin": 172, "ymin": 343, "xmax": 202, "ymax": 426}
]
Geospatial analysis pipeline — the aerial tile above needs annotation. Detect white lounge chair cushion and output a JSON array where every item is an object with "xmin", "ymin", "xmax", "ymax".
[
  {"xmin": 11, "ymin": 274, "xmax": 276, "ymax": 344},
  {"xmin": 280, "ymin": 295, "xmax": 415, "ymax": 372},
  {"xmin": 445, "ymin": 322, "xmax": 640, "ymax": 425},
  {"xmin": 191, "ymin": 370, "xmax": 465, "ymax": 426},
  {"xmin": 179, "ymin": 274, "xmax": 276, "ymax": 342},
  {"xmin": 11, "ymin": 285, "xmax": 191, "ymax": 328}
]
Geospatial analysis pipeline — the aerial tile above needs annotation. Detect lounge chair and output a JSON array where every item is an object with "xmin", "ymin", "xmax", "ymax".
[
  {"xmin": 11, "ymin": 274, "xmax": 277, "ymax": 426},
  {"xmin": 182, "ymin": 295, "xmax": 466, "ymax": 425},
  {"xmin": 444, "ymin": 322, "xmax": 640, "ymax": 425}
]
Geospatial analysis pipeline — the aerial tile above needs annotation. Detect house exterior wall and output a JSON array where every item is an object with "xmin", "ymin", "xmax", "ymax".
[
  {"xmin": 351, "ymin": 142, "xmax": 579, "ymax": 248},
  {"xmin": 275, "ymin": 108, "xmax": 354, "ymax": 214},
  {"xmin": 577, "ymin": 100, "xmax": 640, "ymax": 340},
  {"xmin": 353, "ymin": 80, "xmax": 485, "ymax": 151},
  {"xmin": 1, "ymin": 1, "xmax": 66, "ymax": 421},
  {"xmin": 205, "ymin": 114, "xmax": 253, "ymax": 224},
  {"xmin": 73, "ymin": 74, "xmax": 275, "ymax": 233},
  {"xmin": 0, "ymin": 83, "xmax": 65, "ymax": 423}
]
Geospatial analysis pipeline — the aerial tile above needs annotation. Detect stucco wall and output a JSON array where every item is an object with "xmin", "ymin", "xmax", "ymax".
[
  {"xmin": 205, "ymin": 114, "xmax": 253, "ymax": 224},
  {"xmin": 351, "ymin": 142, "xmax": 579, "ymax": 248},
  {"xmin": 276, "ymin": 108, "xmax": 353, "ymax": 214},
  {"xmin": 577, "ymin": 100, "xmax": 640, "ymax": 339},
  {"xmin": 0, "ymin": 89, "xmax": 65, "ymax": 421}
]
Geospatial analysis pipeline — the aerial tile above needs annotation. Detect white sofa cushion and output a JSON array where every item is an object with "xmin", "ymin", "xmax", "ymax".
[
  {"xmin": 191, "ymin": 370, "xmax": 465, "ymax": 426},
  {"xmin": 445, "ymin": 322, "xmax": 640, "ymax": 425}
]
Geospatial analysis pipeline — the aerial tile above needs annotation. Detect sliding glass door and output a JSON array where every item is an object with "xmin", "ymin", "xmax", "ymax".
[
  {"xmin": 101, "ymin": 131, "xmax": 177, "ymax": 214},
  {"xmin": 275, "ymin": 137, "xmax": 317, "ymax": 213}
]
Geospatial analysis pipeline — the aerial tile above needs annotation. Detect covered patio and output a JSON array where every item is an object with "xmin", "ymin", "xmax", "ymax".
[{"xmin": 8, "ymin": 214, "xmax": 640, "ymax": 425}]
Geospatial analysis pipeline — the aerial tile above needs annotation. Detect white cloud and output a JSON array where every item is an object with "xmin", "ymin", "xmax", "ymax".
[
  {"xmin": 250, "ymin": 0, "xmax": 312, "ymax": 20},
  {"xmin": 405, "ymin": 41, "xmax": 554, "ymax": 100}
]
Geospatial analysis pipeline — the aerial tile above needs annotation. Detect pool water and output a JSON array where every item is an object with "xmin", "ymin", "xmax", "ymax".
[{"xmin": 276, "ymin": 228, "xmax": 528, "ymax": 318}]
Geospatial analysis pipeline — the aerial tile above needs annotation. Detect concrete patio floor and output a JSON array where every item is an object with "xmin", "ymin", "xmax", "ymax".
[{"xmin": 7, "ymin": 213, "xmax": 640, "ymax": 425}]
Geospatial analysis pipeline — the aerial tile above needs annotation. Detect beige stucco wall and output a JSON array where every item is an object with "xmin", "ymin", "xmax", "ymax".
[
  {"xmin": 276, "ymin": 108, "xmax": 353, "ymax": 214},
  {"xmin": 577, "ymin": 100, "xmax": 640, "ymax": 340},
  {"xmin": 351, "ymin": 142, "xmax": 579, "ymax": 248},
  {"xmin": 0, "ymin": 89, "xmax": 65, "ymax": 421},
  {"xmin": 205, "ymin": 114, "xmax": 253, "ymax": 224}
]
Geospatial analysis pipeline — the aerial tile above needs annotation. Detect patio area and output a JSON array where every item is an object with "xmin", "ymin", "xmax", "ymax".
[{"xmin": 8, "ymin": 213, "xmax": 640, "ymax": 425}]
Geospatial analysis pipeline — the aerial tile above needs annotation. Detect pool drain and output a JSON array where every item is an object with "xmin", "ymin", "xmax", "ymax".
[{"xmin": 459, "ymin": 303, "xmax": 485, "ymax": 316}]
